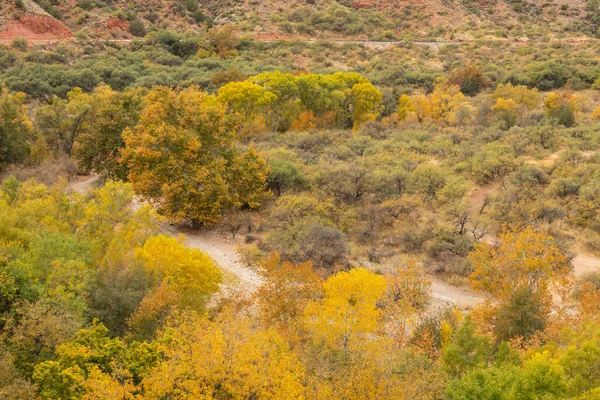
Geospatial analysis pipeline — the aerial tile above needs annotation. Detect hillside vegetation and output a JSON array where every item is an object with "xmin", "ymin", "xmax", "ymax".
[
  {"xmin": 3, "ymin": 0, "xmax": 600, "ymax": 399},
  {"xmin": 1, "ymin": 0, "xmax": 599, "ymax": 40}
]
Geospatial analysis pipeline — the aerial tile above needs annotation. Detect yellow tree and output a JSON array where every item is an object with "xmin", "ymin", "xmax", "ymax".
[
  {"xmin": 492, "ymin": 97, "xmax": 520, "ymax": 128},
  {"xmin": 121, "ymin": 86, "xmax": 269, "ymax": 226},
  {"xmin": 492, "ymin": 83, "xmax": 541, "ymax": 111},
  {"xmin": 141, "ymin": 310, "xmax": 305, "ymax": 399},
  {"xmin": 217, "ymin": 81, "xmax": 276, "ymax": 123},
  {"xmin": 136, "ymin": 235, "xmax": 221, "ymax": 308},
  {"xmin": 304, "ymin": 268, "xmax": 387, "ymax": 352},
  {"xmin": 412, "ymin": 95, "xmax": 432, "ymax": 123},
  {"xmin": 350, "ymin": 82, "xmax": 383, "ymax": 130},
  {"xmin": 468, "ymin": 226, "xmax": 570, "ymax": 297},
  {"xmin": 249, "ymin": 71, "xmax": 300, "ymax": 131},
  {"xmin": 492, "ymin": 97, "xmax": 519, "ymax": 114},
  {"xmin": 430, "ymin": 83, "xmax": 466, "ymax": 123},
  {"xmin": 256, "ymin": 253, "xmax": 323, "ymax": 342},
  {"xmin": 544, "ymin": 91, "xmax": 579, "ymax": 114},
  {"xmin": 127, "ymin": 235, "xmax": 221, "ymax": 338},
  {"xmin": 397, "ymin": 94, "xmax": 415, "ymax": 121}
]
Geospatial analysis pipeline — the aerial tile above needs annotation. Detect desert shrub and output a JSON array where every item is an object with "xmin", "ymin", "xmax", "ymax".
[
  {"xmin": 548, "ymin": 105, "xmax": 575, "ymax": 127},
  {"xmin": 448, "ymin": 65, "xmax": 490, "ymax": 96},
  {"xmin": 412, "ymin": 307, "xmax": 459, "ymax": 351},
  {"xmin": 2, "ymin": 156, "xmax": 79, "ymax": 186},
  {"xmin": 11, "ymin": 38, "xmax": 28, "ymax": 51},
  {"xmin": 0, "ymin": 45, "xmax": 17, "ymax": 69},
  {"xmin": 297, "ymin": 224, "xmax": 347, "ymax": 269},
  {"xmin": 493, "ymin": 286, "xmax": 547, "ymax": 343},
  {"xmin": 129, "ymin": 18, "xmax": 147, "ymax": 37}
]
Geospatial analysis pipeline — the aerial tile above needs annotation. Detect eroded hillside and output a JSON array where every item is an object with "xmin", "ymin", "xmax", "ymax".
[{"xmin": 3, "ymin": 0, "xmax": 598, "ymax": 41}]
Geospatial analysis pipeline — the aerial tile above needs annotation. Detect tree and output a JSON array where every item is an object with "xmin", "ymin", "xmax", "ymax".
[
  {"xmin": 0, "ymin": 84, "xmax": 32, "ymax": 169},
  {"xmin": 350, "ymin": 82, "xmax": 383, "ymax": 130},
  {"xmin": 468, "ymin": 226, "xmax": 569, "ymax": 297},
  {"xmin": 448, "ymin": 65, "xmax": 491, "ymax": 96},
  {"xmin": 129, "ymin": 18, "xmax": 146, "ymax": 37},
  {"xmin": 250, "ymin": 71, "xmax": 300, "ymax": 131},
  {"xmin": 297, "ymin": 223, "xmax": 348, "ymax": 269},
  {"xmin": 121, "ymin": 86, "xmax": 269, "ymax": 226},
  {"xmin": 411, "ymin": 164, "xmax": 447, "ymax": 201},
  {"xmin": 141, "ymin": 311, "xmax": 305, "ymax": 399},
  {"xmin": 412, "ymin": 95, "xmax": 432, "ymax": 123},
  {"xmin": 127, "ymin": 235, "xmax": 221, "ymax": 338},
  {"xmin": 384, "ymin": 260, "xmax": 431, "ymax": 345},
  {"xmin": 33, "ymin": 321, "xmax": 156, "ymax": 400},
  {"xmin": 509, "ymin": 353, "xmax": 567, "ymax": 400},
  {"xmin": 135, "ymin": 235, "xmax": 221, "ymax": 309},
  {"xmin": 304, "ymin": 268, "xmax": 386, "ymax": 352},
  {"xmin": 492, "ymin": 83, "xmax": 540, "ymax": 111},
  {"xmin": 492, "ymin": 97, "xmax": 519, "ymax": 129},
  {"xmin": 493, "ymin": 285, "xmax": 547, "ymax": 342},
  {"xmin": 430, "ymin": 83, "xmax": 467, "ymax": 122},
  {"xmin": 446, "ymin": 365, "xmax": 519, "ymax": 400},
  {"xmin": 397, "ymin": 94, "xmax": 414, "ymax": 121},
  {"xmin": 203, "ymin": 25, "xmax": 240, "ymax": 58},
  {"xmin": 544, "ymin": 92, "xmax": 578, "ymax": 127},
  {"xmin": 217, "ymin": 81, "xmax": 276, "ymax": 123},
  {"xmin": 256, "ymin": 254, "xmax": 323, "ymax": 341},
  {"xmin": 443, "ymin": 317, "xmax": 492, "ymax": 377},
  {"xmin": 265, "ymin": 149, "xmax": 305, "ymax": 196},
  {"xmin": 34, "ymin": 96, "xmax": 73, "ymax": 154},
  {"xmin": 72, "ymin": 85, "xmax": 145, "ymax": 180}
]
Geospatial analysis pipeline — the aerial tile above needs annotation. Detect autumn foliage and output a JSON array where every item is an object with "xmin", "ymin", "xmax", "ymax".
[{"xmin": 121, "ymin": 86, "xmax": 269, "ymax": 226}]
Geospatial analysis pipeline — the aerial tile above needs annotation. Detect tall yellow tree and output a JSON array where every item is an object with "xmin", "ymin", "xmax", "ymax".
[
  {"xmin": 127, "ymin": 235, "xmax": 221, "ymax": 338},
  {"xmin": 121, "ymin": 86, "xmax": 269, "ymax": 226},
  {"xmin": 304, "ymin": 268, "xmax": 386, "ymax": 352},
  {"xmin": 350, "ymin": 82, "xmax": 383, "ymax": 130},
  {"xmin": 430, "ymin": 83, "xmax": 466, "ymax": 123},
  {"xmin": 397, "ymin": 94, "xmax": 415, "ymax": 121}
]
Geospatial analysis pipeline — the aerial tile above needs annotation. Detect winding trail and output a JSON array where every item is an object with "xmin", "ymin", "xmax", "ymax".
[
  {"xmin": 68, "ymin": 174, "xmax": 263, "ymax": 293},
  {"xmin": 68, "ymin": 175, "xmax": 600, "ymax": 307}
]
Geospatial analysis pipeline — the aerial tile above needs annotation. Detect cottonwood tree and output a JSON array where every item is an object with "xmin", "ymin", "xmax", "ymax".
[
  {"xmin": 72, "ymin": 85, "xmax": 145, "ymax": 180},
  {"xmin": 304, "ymin": 268, "xmax": 386, "ymax": 352},
  {"xmin": 0, "ymin": 84, "xmax": 32, "ymax": 169},
  {"xmin": 121, "ymin": 86, "xmax": 269, "ymax": 226}
]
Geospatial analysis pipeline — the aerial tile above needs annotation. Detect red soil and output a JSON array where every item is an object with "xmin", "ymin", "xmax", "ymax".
[
  {"xmin": 0, "ymin": 14, "xmax": 73, "ymax": 42},
  {"xmin": 105, "ymin": 17, "xmax": 130, "ymax": 32},
  {"xmin": 352, "ymin": 1, "xmax": 373, "ymax": 10}
]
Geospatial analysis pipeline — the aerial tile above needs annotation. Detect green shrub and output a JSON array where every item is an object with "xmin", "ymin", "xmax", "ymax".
[
  {"xmin": 11, "ymin": 38, "xmax": 28, "ymax": 51},
  {"xmin": 549, "ymin": 105, "xmax": 575, "ymax": 127},
  {"xmin": 129, "ymin": 18, "xmax": 146, "ymax": 37}
]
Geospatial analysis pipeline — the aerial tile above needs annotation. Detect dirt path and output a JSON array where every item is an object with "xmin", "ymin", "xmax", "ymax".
[
  {"xmin": 183, "ymin": 230, "xmax": 263, "ymax": 293},
  {"xmin": 67, "ymin": 176, "xmax": 600, "ymax": 305},
  {"xmin": 68, "ymin": 174, "xmax": 101, "ymax": 195},
  {"xmin": 430, "ymin": 278, "xmax": 486, "ymax": 309},
  {"xmin": 67, "ymin": 175, "xmax": 263, "ymax": 294},
  {"xmin": 572, "ymin": 253, "xmax": 600, "ymax": 278}
]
